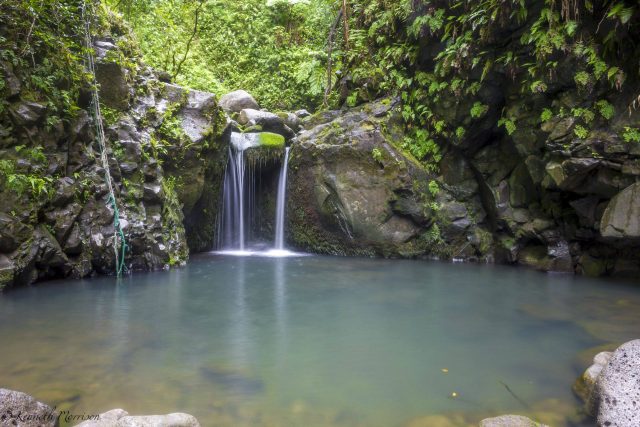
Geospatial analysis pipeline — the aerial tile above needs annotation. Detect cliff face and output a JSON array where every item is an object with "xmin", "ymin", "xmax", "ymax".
[
  {"xmin": 0, "ymin": 4, "xmax": 228, "ymax": 290},
  {"xmin": 287, "ymin": 93, "xmax": 640, "ymax": 278},
  {"xmin": 284, "ymin": 0, "xmax": 640, "ymax": 278}
]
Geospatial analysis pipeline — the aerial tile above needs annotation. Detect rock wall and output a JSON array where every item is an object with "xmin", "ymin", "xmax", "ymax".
[
  {"xmin": 287, "ymin": 95, "xmax": 640, "ymax": 278},
  {"xmin": 0, "ymin": 10, "xmax": 228, "ymax": 290}
]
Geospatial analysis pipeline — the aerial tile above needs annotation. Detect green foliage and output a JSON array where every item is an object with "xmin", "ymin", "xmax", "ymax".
[
  {"xmin": 0, "ymin": 158, "xmax": 53, "ymax": 198},
  {"xmin": 622, "ymin": 127, "xmax": 640, "ymax": 143},
  {"xmin": 470, "ymin": 102, "xmax": 489, "ymax": 119},
  {"xmin": 574, "ymin": 124, "xmax": 589, "ymax": 139},
  {"xmin": 0, "ymin": 0, "xmax": 92, "ymax": 125},
  {"xmin": 428, "ymin": 180, "xmax": 440, "ymax": 197},
  {"xmin": 107, "ymin": 0, "xmax": 333, "ymax": 110},
  {"xmin": 540, "ymin": 108, "xmax": 553, "ymax": 122},
  {"xmin": 498, "ymin": 118, "xmax": 517, "ymax": 135},
  {"xmin": 371, "ymin": 147, "xmax": 383, "ymax": 163},
  {"xmin": 595, "ymin": 100, "xmax": 615, "ymax": 120}
]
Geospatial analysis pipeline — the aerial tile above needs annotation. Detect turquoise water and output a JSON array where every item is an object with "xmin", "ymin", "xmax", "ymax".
[{"xmin": 0, "ymin": 255, "xmax": 639, "ymax": 426}]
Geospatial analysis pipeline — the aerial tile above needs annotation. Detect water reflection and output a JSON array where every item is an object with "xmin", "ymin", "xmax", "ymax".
[{"xmin": 0, "ymin": 257, "xmax": 638, "ymax": 427}]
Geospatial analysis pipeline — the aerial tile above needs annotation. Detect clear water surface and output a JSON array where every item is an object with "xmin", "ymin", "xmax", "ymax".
[{"xmin": 1, "ymin": 255, "xmax": 639, "ymax": 427}]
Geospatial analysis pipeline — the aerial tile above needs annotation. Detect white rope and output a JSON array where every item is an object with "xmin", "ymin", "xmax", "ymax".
[{"xmin": 81, "ymin": 0, "xmax": 127, "ymax": 276}]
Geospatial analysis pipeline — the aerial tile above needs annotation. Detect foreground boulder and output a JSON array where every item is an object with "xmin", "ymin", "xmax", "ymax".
[
  {"xmin": 75, "ymin": 409, "xmax": 200, "ymax": 427},
  {"xmin": 0, "ymin": 388, "xmax": 58, "ymax": 427},
  {"xmin": 590, "ymin": 340, "xmax": 640, "ymax": 427}
]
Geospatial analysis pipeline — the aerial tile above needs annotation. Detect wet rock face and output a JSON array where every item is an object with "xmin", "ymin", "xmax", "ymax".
[
  {"xmin": 0, "ymin": 29, "xmax": 228, "ymax": 289},
  {"xmin": 287, "ymin": 99, "xmax": 492, "ymax": 258},
  {"xmin": 0, "ymin": 388, "xmax": 58, "ymax": 427}
]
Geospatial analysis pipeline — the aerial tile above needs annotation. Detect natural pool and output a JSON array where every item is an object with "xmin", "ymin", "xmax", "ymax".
[{"xmin": 0, "ymin": 255, "xmax": 639, "ymax": 427}]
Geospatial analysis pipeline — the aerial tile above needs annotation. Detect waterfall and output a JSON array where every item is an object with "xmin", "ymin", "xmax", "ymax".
[
  {"xmin": 274, "ymin": 147, "xmax": 290, "ymax": 250},
  {"xmin": 217, "ymin": 133, "xmax": 253, "ymax": 251},
  {"xmin": 216, "ymin": 133, "xmax": 300, "ymax": 257}
]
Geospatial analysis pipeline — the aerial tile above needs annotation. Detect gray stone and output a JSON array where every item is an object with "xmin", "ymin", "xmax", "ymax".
[
  {"xmin": 75, "ymin": 409, "xmax": 200, "ymax": 427},
  {"xmin": 600, "ymin": 183, "xmax": 640, "ymax": 238},
  {"xmin": 2, "ymin": 62, "xmax": 21, "ymax": 97},
  {"xmin": 218, "ymin": 90, "xmax": 259, "ymax": 113},
  {"xmin": 295, "ymin": 109, "xmax": 311, "ymax": 118},
  {"xmin": 9, "ymin": 101, "xmax": 46, "ymax": 125},
  {"xmin": 95, "ymin": 62, "xmax": 129, "ymax": 110},
  {"xmin": 0, "ymin": 388, "xmax": 58, "ymax": 427},
  {"xmin": 574, "ymin": 350, "xmax": 613, "ymax": 406},
  {"xmin": 238, "ymin": 109, "xmax": 295, "ymax": 139},
  {"xmin": 479, "ymin": 415, "xmax": 548, "ymax": 427},
  {"xmin": 591, "ymin": 340, "xmax": 640, "ymax": 427}
]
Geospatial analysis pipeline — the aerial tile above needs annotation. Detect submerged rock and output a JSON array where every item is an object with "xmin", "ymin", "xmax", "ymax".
[{"xmin": 0, "ymin": 388, "xmax": 58, "ymax": 427}]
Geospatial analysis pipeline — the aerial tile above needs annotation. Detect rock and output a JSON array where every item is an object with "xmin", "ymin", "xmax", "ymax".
[
  {"xmin": 179, "ymin": 88, "xmax": 219, "ymax": 144},
  {"xmin": 1, "ymin": 61, "xmax": 21, "ymax": 98},
  {"xmin": 600, "ymin": 183, "xmax": 640, "ymax": 238},
  {"xmin": 295, "ymin": 109, "xmax": 311, "ymax": 118},
  {"xmin": 143, "ymin": 183, "xmax": 163, "ymax": 204},
  {"xmin": 574, "ymin": 350, "xmax": 613, "ymax": 405},
  {"xmin": 288, "ymin": 99, "xmax": 437, "ymax": 257},
  {"xmin": 591, "ymin": 340, "xmax": 640, "ymax": 427},
  {"xmin": 94, "ymin": 40, "xmax": 116, "ymax": 60},
  {"xmin": 75, "ymin": 409, "xmax": 200, "ymax": 427},
  {"xmin": 218, "ymin": 90, "xmax": 259, "ymax": 113},
  {"xmin": 479, "ymin": 415, "xmax": 548, "ymax": 427},
  {"xmin": 0, "ymin": 388, "xmax": 58, "ymax": 427},
  {"xmin": 95, "ymin": 62, "xmax": 129, "ymax": 110},
  {"xmin": 238, "ymin": 109, "xmax": 295, "ymax": 139},
  {"xmin": 9, "ymin": 101, "xmax": 47, "ymax": 125},
  {"xmin": 278, "ymin": 111, "xmax": 302, "ymax": 131},
  {"xmin": 0, "ymin": 255, "xmax": 14, "ymax": 290},
  {"xmin": 518, "ymin": 242, "xmax": 573, "ymax": 273}
]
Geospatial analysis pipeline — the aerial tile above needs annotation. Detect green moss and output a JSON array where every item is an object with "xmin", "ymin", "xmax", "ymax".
[{"xmin": 257, "ymin": 132, "xmax": 285, "ymax": 147}]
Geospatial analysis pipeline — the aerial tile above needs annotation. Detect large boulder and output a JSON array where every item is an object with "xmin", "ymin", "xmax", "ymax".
[
  {"xmin": 288, "ymin": 99, "xmax": 456, "ymax": 257},
  {"xmin": 0, "ymin": 388, "xmax": 58, "ymax": 427},
  {"xmin": 237, "ymin": 109, "xmax": 295, "ymax": 140},
  {"xmin": 75, "ymin": 409, "xmax": 200, "ymax": 427},
  {"xmin": 600, "ymin": 183, "xmax": 640, "ymax": 238},
  {"xmin": 590, "ymin": 339, "xmax": 640, "ymax": 427},
  {"xmin": 95, "ymin": 61, "xmax": 129, "ymax": 111},
  {"xmin": 218, "ymin": 90, "xmax": 259, "ymax": 113}
]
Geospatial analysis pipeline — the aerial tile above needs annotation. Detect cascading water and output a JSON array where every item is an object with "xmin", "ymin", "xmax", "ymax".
[
  {"xmin": 216, "ymin": 133, "xmax": 301, "ymax": 257},
  {"xmin": 274, "ymin": 147, "xmax": 290, "ymax": 250},
  {"xmin": 217, "ymin": 133, "xmax": 253, "ymax": 251}
]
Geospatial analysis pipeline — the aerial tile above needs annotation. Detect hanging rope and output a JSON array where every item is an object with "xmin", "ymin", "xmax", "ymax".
[{"xmin": 81, "ymin": 0, "xmax": 128, "ymax": 277}]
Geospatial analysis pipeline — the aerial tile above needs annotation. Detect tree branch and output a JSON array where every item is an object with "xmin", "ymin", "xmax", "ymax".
[{"xmin": 172, "ymin": 0, "xmax": 205, "ymax": 80}]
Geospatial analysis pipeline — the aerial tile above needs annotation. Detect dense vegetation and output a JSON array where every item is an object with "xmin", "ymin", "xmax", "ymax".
[
  {"xmin": 108, "ymin": 0, "xmax": 640, "ymax": 171},
  {"xmin": 106, "ymin": 0, "xmax": 334, "ymax": 110}
]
